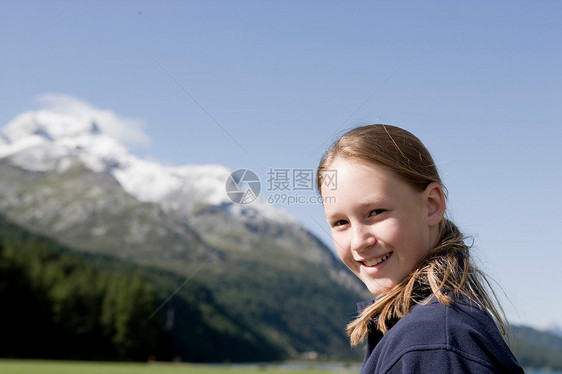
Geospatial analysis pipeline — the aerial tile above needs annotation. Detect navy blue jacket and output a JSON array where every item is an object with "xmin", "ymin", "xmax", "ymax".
[{"xmin": 358, "ymin": 297, "xmax": 524, "ymax": 373}]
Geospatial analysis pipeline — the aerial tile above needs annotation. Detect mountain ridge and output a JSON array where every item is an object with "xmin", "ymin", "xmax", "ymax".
[{"xmin": 0, "ymin": 102, "xmax": 366, "ymax": 360}]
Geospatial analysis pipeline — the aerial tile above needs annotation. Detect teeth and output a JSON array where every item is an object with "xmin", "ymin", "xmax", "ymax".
[{"xmin": 363, "ymin": 253, "xmax": 390, "ymax": 267}]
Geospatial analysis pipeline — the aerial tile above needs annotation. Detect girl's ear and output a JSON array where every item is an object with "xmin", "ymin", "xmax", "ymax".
[{"xmin": 424, "ymin": 182, "xmax": 446, "ymax": 226}]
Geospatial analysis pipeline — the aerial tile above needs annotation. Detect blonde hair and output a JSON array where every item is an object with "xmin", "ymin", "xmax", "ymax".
[{"xmin": 317, "ymin": 124, "xmax": 507, "ymax": 347}]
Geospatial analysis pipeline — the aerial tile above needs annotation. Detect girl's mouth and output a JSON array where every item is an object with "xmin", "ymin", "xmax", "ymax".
[{"xmin": 362, "ymin": 252, "xmax": 392, "ymax": 267}]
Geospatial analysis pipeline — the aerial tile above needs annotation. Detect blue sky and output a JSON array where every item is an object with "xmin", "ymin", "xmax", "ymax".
[{"xmin": 2, "ymin": 1, "xmax": 561, "ymax": 328}]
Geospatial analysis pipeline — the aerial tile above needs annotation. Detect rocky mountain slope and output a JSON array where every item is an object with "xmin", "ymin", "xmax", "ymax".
[{"xmin": 0, "ymin": 106, "xmax": 366, "ymax": 360}]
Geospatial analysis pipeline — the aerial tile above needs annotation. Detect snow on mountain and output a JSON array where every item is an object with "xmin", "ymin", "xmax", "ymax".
[
  {"xmin": 0, "ymin": 110, "xmax": 127, "ymax": 173},
  {"xmin": 0, "ymin": 101, "xmax": 294, "ymax": 224}
]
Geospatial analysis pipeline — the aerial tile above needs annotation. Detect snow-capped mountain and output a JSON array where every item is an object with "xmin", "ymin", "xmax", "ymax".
[
  {"xmin": 0, "ymin": 98, "xmax": 366, "ymax": 360},
  {"xmin": 0, "ymin": 107, "xmax": 292, "ymax": 223}
]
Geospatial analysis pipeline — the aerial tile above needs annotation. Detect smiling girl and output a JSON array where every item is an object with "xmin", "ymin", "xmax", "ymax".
[{"xmin": 318, "ymin": 125, "xmax": 523, "ymax": 373}]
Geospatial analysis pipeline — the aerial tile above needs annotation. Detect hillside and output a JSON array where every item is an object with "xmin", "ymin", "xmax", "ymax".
[
  {"xmin": 0, "ymin": 214, "xmax": 284, "ymax": 361},
  {"xmin": 0, "ymin": 106, "xmax": 366, "ymax": 361},
  {"xmin": 511, "ymin": 325, "xmax": 562, "ymax": 370}
]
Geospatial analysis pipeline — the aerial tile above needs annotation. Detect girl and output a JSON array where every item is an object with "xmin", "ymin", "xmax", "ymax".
[{"xmin": 317, "ymin": 125, "xmax": 523, "ymax": 373}]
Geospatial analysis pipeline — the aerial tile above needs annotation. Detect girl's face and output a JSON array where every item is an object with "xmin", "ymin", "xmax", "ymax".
[{"xmin": 321, "ymin": 157, "xmax": 444, "ymax": 296}]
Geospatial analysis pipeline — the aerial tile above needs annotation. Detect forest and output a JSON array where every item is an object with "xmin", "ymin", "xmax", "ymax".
[
  {"xmin": 0, "ymin": 215, "xmax": 283, "ymax": 362},
  {"xmin": 0, "ymin": 216, "xmax": 169, "ymax": 361}
]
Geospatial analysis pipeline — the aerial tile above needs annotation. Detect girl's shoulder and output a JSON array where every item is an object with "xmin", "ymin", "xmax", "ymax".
[
  {"xmin": 364, "ymin": 296, "xmax": 523, "ymax": 373},
  {"xmin": 388, "ymin": 295, "xmax": 506, "ymax": 350},
  {"xmin": 384, "ymin": 296, "xmax": 496, "ymax": 347}
]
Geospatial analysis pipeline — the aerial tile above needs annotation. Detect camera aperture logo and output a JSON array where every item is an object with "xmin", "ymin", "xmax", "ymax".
[{"xmin": 226, "ymin": 169, "xmax": 261, "ymax": 204}]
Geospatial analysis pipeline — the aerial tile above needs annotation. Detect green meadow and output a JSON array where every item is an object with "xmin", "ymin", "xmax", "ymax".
[{"xmin": 0, "ymin": 360, "xmax": 360, "ymax": 374}]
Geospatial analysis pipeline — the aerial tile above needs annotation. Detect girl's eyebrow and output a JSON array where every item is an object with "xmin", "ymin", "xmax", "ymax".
[
  {"xmin": 324, "ymin": 212, "xmax": 342, "ymax": 221},
  {"xmin": 325, "ymin": 198, "xmax": 389, "ymax": 220},
  {"xmin": 357, "ymin": 197, "xmax": 389, "ymax": 207}
]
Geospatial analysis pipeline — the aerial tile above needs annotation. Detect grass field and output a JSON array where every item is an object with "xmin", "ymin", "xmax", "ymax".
[{"xmin": 0, "ymin": 360, "xmax": 361, "ymax": 374}]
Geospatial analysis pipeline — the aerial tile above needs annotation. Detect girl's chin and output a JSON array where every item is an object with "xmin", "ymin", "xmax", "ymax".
[{"xmin": 365, "ymin": 281, "xmax": 394, "ymax": 296}]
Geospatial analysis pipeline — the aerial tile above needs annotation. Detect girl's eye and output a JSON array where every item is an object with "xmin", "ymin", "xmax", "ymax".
[
  {"xmin": 369, "ymin": 209, "xmax": 386, "ymax": 217},
  {"xmin": 333, "ymin": 219, "xmax": 348, "ymax": 228}
]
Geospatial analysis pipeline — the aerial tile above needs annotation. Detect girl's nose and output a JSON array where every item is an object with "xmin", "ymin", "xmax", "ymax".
[{"xmin": 351, "ymin": 224, "xmax": 375, "ymax": 253}]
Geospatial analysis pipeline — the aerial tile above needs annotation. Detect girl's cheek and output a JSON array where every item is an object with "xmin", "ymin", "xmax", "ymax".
[
  {"xmin": 337, "ymin": 248, "xmax": 351, "ymax": 262},
  {"xmin": 332, "ymin": 234, "xmax": 351, "ymax": 261},
  {"xmin": 340, "ymin": 251, "xmax": 356, "ymax": 270}
]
